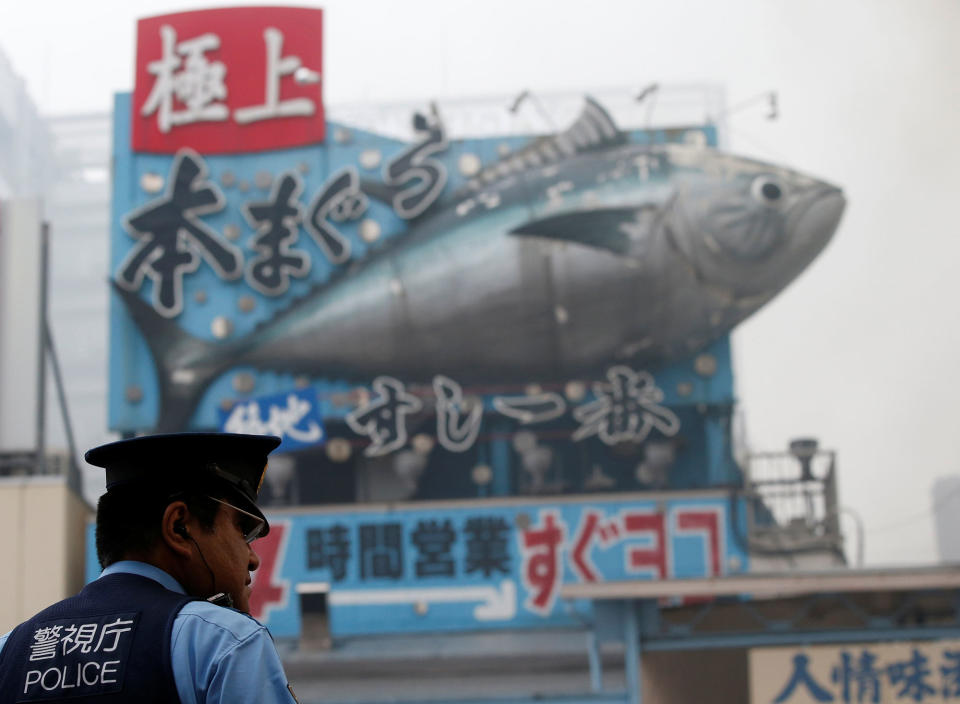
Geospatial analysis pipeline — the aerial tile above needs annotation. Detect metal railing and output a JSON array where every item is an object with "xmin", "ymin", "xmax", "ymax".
[{"xmin": 744, "ymin": 446, "xmax": 843, "ymax": 556}]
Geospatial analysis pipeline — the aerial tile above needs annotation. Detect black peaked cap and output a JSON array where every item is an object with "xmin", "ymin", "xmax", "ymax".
[{"xmin": 85, "ymin": 432, "xmax": 282, "ymax": 536}]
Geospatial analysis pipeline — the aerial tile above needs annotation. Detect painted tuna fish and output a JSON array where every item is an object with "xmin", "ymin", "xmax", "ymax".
[{"xmin": 115, "ymin": 98, "xmax": 845, "ymax": 431}]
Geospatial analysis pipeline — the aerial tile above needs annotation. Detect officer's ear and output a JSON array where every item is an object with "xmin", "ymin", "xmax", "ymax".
[{"xmin": 161, "ymin": 501, "xmax": 194, "ymax": 557}]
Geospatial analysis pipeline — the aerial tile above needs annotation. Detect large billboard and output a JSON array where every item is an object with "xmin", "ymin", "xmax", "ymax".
[
  {"xmin": 109, "ymin": 7, "xmax": 844, "ymax": 498},
  {"xmin": 88, "ymin": 491, "xmax": 749, "ymax": 637}
]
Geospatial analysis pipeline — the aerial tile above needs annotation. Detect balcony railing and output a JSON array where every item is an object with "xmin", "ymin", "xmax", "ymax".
[{"xmin": 744, "ymin": 446, "xmax": 843, "ymax": 557}]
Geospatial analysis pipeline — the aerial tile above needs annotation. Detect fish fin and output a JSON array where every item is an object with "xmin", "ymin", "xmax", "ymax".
[
  {"xmin": 510, "ymin": 206, "xmax": 659, "ymax": 256},
  {"xmin": 112, "ymin": 281, "xmax": 231, "ymax": 432},
  {"xmin": 457, "ymin": 97, "xmax": 627, "ymax": 195},
  {"xmin": 567, "ymin": 96, "xmax": 627, "ymax": 151},
  {"xmin": 521, "ymin": 96, "xmax": 627, "ymax": 158},
  {"xmin": 523, "ymin": 96, "xmax": 627, "ymax": 159}
]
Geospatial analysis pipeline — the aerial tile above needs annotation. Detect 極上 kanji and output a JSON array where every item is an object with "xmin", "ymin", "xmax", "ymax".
[
  {"xmin": 140, "ymin": 25, "xmax": 228, "ymax": 133},
  {"xmin": 234, "ymin": 27, "xmax": 318, "ymax": 124}
]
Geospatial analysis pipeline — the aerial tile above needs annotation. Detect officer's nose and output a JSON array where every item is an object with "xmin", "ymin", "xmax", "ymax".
[{"xmin": 248, "ymin": 543, "xmax": 261, "ymax": 572}]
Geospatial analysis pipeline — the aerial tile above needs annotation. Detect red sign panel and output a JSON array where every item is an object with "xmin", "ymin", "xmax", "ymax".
[{"xmin": 132, "ymin": 6, "xmax": 324, "ymax": 154}]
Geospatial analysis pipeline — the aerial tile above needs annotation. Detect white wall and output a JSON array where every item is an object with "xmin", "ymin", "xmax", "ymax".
[
  {"xmin": 0, "ymin": 198, "xmax": 42, "ymax": 453},
  {"xmin": 0, "ymin": 477, "xmax": 91, "ymax": 632},
  {"xmin": 933, "ymin": 476, "xmax": 960, "ymax": 563}
]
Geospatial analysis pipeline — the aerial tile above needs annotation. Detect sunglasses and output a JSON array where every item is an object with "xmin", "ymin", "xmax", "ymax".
[{"xmin": 206, "ymin": 496, "xmax": 266, "ymax": 543}]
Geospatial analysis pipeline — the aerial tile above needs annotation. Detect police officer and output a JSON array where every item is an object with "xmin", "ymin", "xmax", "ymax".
[{"xmin": 0, "ymin": 433, "xmax": 298, "ymax": 703}]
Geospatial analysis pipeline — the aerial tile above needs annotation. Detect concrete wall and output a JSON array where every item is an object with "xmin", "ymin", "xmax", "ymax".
[
  {"xmin": 0, "ymin": 476, "xmax": 91, "ymax": 633},
  {"xmin": 934, "ymin": 475, "xmax": 960, "ymax": 562},
  {"xmin": 0, "ymin": 198, "xmax": 43, "ymax": 452}
]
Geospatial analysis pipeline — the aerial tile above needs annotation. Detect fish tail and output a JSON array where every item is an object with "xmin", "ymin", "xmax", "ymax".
[{"xmin": 111, "ymin": 281, "xmax": 231, "ymax": 432}]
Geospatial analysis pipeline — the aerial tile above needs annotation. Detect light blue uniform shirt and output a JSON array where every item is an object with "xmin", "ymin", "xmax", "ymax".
[{"xmin": 0, "ymin": 561, "xmax": 295, "ymax": 704}]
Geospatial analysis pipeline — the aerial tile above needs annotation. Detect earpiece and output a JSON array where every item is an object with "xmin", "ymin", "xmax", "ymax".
[{"xmin": 175, "ymin": 520, "xmax": 221, "ymax": 602}]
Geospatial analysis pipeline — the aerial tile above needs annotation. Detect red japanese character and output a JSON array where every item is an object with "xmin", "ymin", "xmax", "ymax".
[
  {"xmin": 249, "ymin": 520, "xmax": 290, "ymax": 622},
  {"xmin": 622, "ymin": 511, "xmax": 667, "ymax": 578},
  {"xmin": 520, "ymin": 510, "xmax": 567, "ymax": 615},
  {"xmin": 570, "ymin": 511, "xmax": 603, "ymax": 582}
]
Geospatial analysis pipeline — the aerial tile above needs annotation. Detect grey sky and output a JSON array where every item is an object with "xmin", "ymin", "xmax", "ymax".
[{"xmin": 2, "ymin": 0, "xmax": 958, "ymax": 565}]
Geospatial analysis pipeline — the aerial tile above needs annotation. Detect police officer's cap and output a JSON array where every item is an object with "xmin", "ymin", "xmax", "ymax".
[{"xmin": 85, "ymin": 432, "xmax": 281, "ymax": 536}]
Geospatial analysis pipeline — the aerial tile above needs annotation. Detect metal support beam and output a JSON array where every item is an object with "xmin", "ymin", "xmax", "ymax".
[
  {"xmin": 624, "ymin": 601, "xmax": 641, "ymax": 704},
  {"xmin": 490, "ymin": 418, "xmax": 511, "ymax": 497},
  {"xmin": 561, "ymin": 566, "xmax": 960, "ymax": 601},
  {"xmin": 643, "ymin": 626, "xmax": 960, "ymax": 652},
  {"xmin": 587, "ymin": 632, "xmax": 603, "ymax": 693},
  {"xmin": 306, "ymin": 695, "xmax": 630, "ymax": 704},
  {"xmin": 44, "ymin": 319, "xmax": 82, "ymax": 495},
  {"xmin": 34, "ymin": 221, "xmax": 48, "ymax": 475}
]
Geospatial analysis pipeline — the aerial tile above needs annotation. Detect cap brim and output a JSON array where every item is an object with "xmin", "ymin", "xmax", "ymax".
[{"xmin": 220, "ymin": 483, "xmax": 271, "ymax": 539}]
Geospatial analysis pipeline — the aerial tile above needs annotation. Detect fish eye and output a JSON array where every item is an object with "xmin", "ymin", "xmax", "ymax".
[{"xmin": 751, "ymin": 176, "xmax": 785, "ymax": 205}]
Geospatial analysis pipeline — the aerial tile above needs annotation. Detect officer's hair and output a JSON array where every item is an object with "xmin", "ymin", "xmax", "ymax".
[{"xmin": 95, "ymin": 484, "xmax": 224, "ymax": 568}]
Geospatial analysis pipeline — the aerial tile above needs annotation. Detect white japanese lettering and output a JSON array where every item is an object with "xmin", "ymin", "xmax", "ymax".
[
  {"xmin": 234, "ymin": 27, "xmax": 317, "ymax": 124},
  {"xmin": 141, "ymin": 25, "xmax": 229, "ymax": 133},
  {"xmin": 224, "ymin": 394, "xmax": 323, "ymax": 443},
  {"xmin": 28, "ymin": 626, "xmax": 62, "ymax": 662},
  {"xmin": 61, "ymin": 623, "xmax": 97, "ymax": 654},
  {"xmin": 94, "ymin": 617, "xmax": 134, "ymax": 653}
]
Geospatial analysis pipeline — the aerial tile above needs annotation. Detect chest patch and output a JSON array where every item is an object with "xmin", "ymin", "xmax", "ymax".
[{"xmin": 17, "ymin": 612, "xmax": 139, "ymax": 702}]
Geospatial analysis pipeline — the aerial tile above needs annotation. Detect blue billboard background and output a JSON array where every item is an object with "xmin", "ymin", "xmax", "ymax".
[
  {"xmin": 108, "ymin": 91, "xmax": 722, "ymax": 434},
  {"xmin": 88, "ymin": 492, "xmax": 749, "ymax": 638}
]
